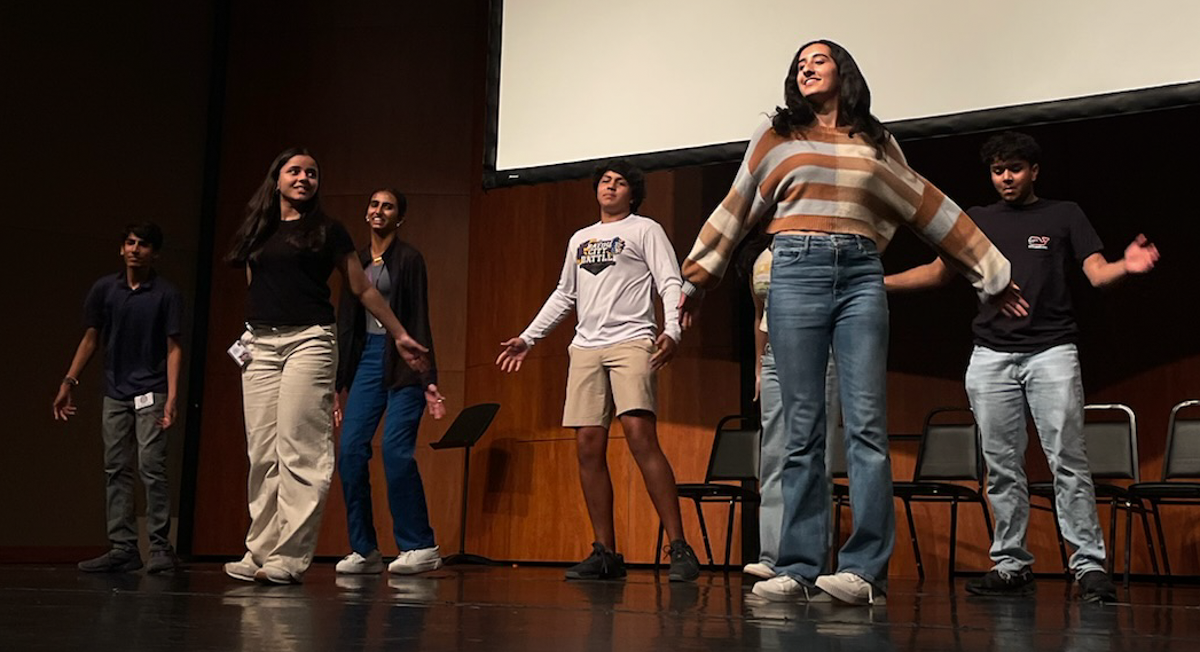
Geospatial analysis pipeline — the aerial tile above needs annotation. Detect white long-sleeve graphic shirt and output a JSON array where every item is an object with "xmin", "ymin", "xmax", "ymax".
[{"xmin": 520, "ymin": 214, "xmax": 683, "ymax": 349}]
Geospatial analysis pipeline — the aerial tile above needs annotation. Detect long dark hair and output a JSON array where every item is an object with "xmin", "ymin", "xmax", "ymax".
[
  {"xmin": 226, "ymin": 147, "xmax": 328, "ymax": 265},
  {"xmin": 771, "ymin": 40, "xmax": 888, "ymax": 158}
]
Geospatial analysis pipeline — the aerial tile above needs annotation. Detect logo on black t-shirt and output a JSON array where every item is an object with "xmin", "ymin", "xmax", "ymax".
[
  {"xmin": 1027, "ymin": 235, "xmax": 1050, "ymax": 250},
  {"xmin": 577, "ymin": 237, "xmax": 626, "ymax": 275}
]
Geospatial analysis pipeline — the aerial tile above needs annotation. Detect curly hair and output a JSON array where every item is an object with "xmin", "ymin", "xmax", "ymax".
[
  {"xmin": 771, "ymin": 40, "xmax": 888, "ymax": 158},
  {"xmin": 979, "ymin": 131, "xmax": 1042, "ymax": 166},
  {"xmin": 592, "ymin": 159, "xmax": 646, "ymax": 213}
]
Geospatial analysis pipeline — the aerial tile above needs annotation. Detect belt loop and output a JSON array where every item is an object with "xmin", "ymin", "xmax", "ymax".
[{"xmin": 804, "ymin": 235, "xmax": 811, "ymax": 256}]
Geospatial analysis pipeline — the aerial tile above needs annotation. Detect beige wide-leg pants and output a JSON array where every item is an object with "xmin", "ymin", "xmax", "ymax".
[{"xmin": 239, "ymin": 324, "xmax": 337, "ymax": 580}]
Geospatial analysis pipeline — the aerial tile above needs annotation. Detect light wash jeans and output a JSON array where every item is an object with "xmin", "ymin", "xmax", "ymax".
[
  {"xmin": 768, "ymin": 234, "xmax": 893, "ymax": 591},
  {"xmin": 758, "ymin": 345, "xmax": 839, "ymax": 569},
  {"xmin": 965, "ymin": 343, "xmax": 1106, "ymax": 577}
]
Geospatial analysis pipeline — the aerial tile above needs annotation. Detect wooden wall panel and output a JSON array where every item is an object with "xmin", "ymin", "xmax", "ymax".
[{"xmin": 182, "ymin": 0, "xmax": 1200, "ymax": 582}]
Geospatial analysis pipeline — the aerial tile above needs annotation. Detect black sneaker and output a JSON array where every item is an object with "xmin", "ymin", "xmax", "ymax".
[
  {"xmin": 666, "ymin": 539, "xmax": 700, "ymax": 582},
  {"xmin": 565, "ymin": 542, "xmax": 626, "ymax": 580},
  {"xmin": 965, "ymin": 568, "xmax": 1035, "ymax": 596},
  {"xmin": 146, "ymin": 549, "xmax": 181, "ymax": 574},
  {"xmin": 1077, "ymin": 570, "xmax": 1118, "ymax": 603},
  {"xmin": 78, "ymin": 548, "xmax": 143, "ymax": 573}
]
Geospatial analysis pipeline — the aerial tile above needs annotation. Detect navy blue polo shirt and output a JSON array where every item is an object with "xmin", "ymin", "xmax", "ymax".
[{"xmin": 83, "ymin": 271, "xmax": 184, "ymax": 400}]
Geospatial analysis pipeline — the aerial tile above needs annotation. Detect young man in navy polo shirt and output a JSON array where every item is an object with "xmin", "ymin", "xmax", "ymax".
[
  {"xmin": 885, "ymin": 132, "xmax": 1159, "ymax": 603},
  {"xmin": 54, "ymin": 222, "xmax": 184, "ymax": 573}
]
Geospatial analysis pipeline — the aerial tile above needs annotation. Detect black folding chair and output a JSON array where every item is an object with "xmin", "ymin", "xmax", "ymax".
[
  {"xmin": 655, "ymin": 415, "xmax": 760, "ymax": 570},
  {"xmin": 890, "ymin": 407, "xmax": 993, "ymax": 581},
  {"xmin": 1129, "ymin": 399, "xmax": 1200, "ymax": 584},
  {"xmin": 430, "ymin": 403, "xmax": 500, "ymax": 565}
]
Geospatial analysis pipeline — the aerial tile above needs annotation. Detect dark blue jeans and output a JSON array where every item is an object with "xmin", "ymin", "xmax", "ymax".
[
  {"xmin": 339, "ymin": 333, "xmax": 435, "ymax": 553},
  {"xmin": 768, "ymin": 234, "xmax": 894, "ymax": 591}
]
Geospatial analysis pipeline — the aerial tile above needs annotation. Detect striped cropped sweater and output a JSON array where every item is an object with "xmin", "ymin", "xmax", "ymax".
[{"xmin": 682, "ymin": 119, "xmax": 1011, "ymax": 300}]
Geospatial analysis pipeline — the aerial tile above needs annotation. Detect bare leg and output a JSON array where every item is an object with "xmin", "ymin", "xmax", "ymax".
[
  {"xmin": 619, "ymin": 410, "xmax": 685, "ymax": 542},
  {"xmin": 576, "ymin": 425, "xmax": 616, "ymax": 550}
]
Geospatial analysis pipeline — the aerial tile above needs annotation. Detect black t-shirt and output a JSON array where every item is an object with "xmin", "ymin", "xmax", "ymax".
[
  {"xmin": 968, "ymin": 199, "xmax": 1103, "ymax": 352},
  {"xmin": 84, "ymin": 272, "xmax": 184, "ymax": 400},
  {"xmin": 246, "ymin": 216, "xmax": 356, "ymax": 326}
]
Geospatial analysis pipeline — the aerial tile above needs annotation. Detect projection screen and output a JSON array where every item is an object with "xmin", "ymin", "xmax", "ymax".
[{"xmin": 484, "ymin": 0, "xmax": 1200, "ymax": 187}]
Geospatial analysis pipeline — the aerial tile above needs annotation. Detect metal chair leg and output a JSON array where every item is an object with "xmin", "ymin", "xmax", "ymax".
[
  {"xmin": 1049, "ymin": 499, "xmax": 1070, "ymax": 577},
  {"xmin": 1135, "ymin": 500, "xmax": 1160, "ymax": 576},
  {"xmin": 1149, "ymin": 501, "xmax": 1172, "ymax": 583},
  {"xmin": 1123, "ymin": 499, "xmax": 1133, "ymax": 588},
  {"xmin": 693, "ymin": 499, "xmax": 716, "ymax": 569},
  {"xmin": 949, "ymin": 498, "xmax": 959, "ymax": 581},
  {"xmin": 724, "ymin": 499, "xmax": 737, "ymax": 569},
  {"xmin": 903, "ymin": 498, "xmax": 924, "ymax": 581},
  {"xmin": 1107, "ymin": 496, "xmax": 1119, "ymax": 576}
]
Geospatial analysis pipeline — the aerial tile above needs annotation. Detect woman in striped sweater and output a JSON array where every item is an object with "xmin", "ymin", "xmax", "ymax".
[{"xmin": 679, "ymin": 40, "xmax": 1024, "ymax": 605}]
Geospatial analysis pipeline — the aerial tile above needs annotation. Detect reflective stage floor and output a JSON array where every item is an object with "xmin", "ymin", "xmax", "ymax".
[{"xmin": 2, "ymin": 564, "xmax": 1198, "ymax": 651}]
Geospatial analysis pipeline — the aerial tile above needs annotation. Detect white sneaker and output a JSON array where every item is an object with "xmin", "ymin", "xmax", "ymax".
[
  {"xmin": 224, "ymin": 552, "xmax": 259, "ymax": 582},
  {"xmin": 743, "ymin": 562, "xmax": 776, "ymax": 579},
  {"xmin": 752, "ymin": 575, "xmax": 831, "ymax": 603},
  {"xmin": 336, "ymin": 550, "xmax": 384, "ymax": 574},
  {"xmin": 815, "ymin": 572, "xmax": 886, "ymax": 605},
  {"xmin": 389, "ymin": 546, "xmax": 443, "ymax": 575}
]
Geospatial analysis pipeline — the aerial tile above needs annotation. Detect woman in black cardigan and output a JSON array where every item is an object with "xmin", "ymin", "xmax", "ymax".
[{"xmin": 334, "ymin": 188, "xmax": 446, "ymax": 575}]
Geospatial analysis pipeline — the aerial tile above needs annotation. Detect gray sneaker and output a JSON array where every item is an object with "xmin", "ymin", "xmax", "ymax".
[
  {"xmin": 146, "ymin": 549, "xmax": 181, "ymax": 574},
  {"xmin": 78, "ymin": 548, "xmax": 143, "ymax": 573}
]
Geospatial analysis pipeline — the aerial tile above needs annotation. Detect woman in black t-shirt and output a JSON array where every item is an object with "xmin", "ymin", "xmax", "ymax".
[{"xmin": 222, "ymin": 147, "xmax": 429, "ymax": 585}]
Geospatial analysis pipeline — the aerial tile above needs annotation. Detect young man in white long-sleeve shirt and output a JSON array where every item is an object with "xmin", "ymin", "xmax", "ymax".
[{"xmin": 497, "ymin": 160, "xmax": 700, "ymax": 582}]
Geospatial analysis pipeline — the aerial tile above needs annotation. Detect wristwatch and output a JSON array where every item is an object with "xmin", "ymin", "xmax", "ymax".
[{"xmin": 63, "ymin": 376, "xmax": 79, "ymax": 387}]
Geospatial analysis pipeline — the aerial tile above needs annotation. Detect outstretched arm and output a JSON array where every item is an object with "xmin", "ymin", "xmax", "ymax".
[
  {"xmin": 885, "ymin": 255, "xmax": 1028, "ymax": 317},
  {"xmin": 884, "ymin": 257, "xmax": 956, "ymax": 292},
  {"xmin": 679, "ymin": 121, "xmax": 776, "ymax": 326},
  {"xmin": 1082, "ymin": 234, "xmax": 1160, "ymax": 288},
  {"xmin": 53, "ymin": 328, "xmax": 99, "ymax": 421},
  {"xmin": 498, "ymin": 243, "xmax": 577, "ymax": 373}
]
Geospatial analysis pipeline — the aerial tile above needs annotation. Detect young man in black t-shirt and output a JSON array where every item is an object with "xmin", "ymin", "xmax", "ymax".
[
  {"xmin": 885, "ymin": 132, "xmax": 1158, "ymax": 602},
  {"xmin": 54, "ymin": 222, "xmax": 184, "ymax": 573}
]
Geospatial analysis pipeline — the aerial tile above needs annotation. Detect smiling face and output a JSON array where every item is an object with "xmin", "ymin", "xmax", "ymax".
[
  {"xmin": 365, "ymin": 190, "xmax": 402, "ymax": 234},
  {"xmin": 276, "ymin": 155, "xmax": 319, "ymax": 207},
  {"xmin": 989, "ymin": 158, "xmax": 1039, "ymax": 204},
  {"xmin": 595, "ymin": 170, "xmax": 633, "ymax": 215},
  {"xmin": 120, "ymin": 233, "xmax": 158, "ymax": 270},
  {"xmin": 796, "ymin": 42, "xmax": 840, "ymax": 105}
]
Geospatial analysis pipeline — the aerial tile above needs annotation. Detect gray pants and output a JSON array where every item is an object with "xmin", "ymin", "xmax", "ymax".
[{"xmin": 102, "ymin": 393, "xmax": 171, "ymax": 552}]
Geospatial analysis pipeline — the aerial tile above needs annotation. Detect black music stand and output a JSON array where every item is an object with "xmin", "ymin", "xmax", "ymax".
[{"xmin": 430, "ymin": 403, "xmax": 501, "ymax": 565}]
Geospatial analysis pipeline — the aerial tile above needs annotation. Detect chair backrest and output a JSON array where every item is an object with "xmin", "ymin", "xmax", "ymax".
[
  {"xmin": 914, "ymin": 407, "xmax": 982, "ymax": 482},
  {"xmin": 1164, "ymin": 399, "xmax": 1200, "ymax": 480},
  {"xmin": 1081, "ymin": 403, "xmax": 1139, "ymax": 481},
  {"xmin": 429, "ymin": 403, "xmax": 501, "ymax": 450},
  {"xmin": 705, "ymin": 415, "xmax": 761, "ymax": 482}
]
